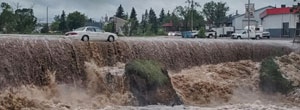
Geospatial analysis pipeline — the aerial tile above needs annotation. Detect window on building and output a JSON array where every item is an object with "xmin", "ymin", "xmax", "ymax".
[{"xmin": 282, "ymin": 22, "xmax": 289, "ymax": 36}]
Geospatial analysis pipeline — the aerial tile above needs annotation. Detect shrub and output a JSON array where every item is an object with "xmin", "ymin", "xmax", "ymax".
[
  {"xmin": 125, "ymin": 59, "xmax": 168, "ymax": 86},
  {"xmin": 198, "ymin": 27, "xmax": 206, "ymax": 38},
  {"xmin": 259, "ymin": 57, "xmax": 293, "ymax": 94},
  {"xmin": 157, "ymin": 28, "xmax": 166, "ymax": 35}
]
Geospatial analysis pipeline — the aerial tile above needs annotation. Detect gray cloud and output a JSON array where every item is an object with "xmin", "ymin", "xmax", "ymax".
[{"xmin": 1, "ymin": 0, "xmax": 294, "ymax": 23}]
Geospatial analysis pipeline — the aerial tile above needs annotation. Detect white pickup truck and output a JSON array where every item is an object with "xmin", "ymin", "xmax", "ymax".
[
  {"xmin": 191, "ymin": 30, "xmax": 217, "ymax": 38},
  {"xmin": 231, "ymin": 26, "xmax": 270, "ymax": 39}
]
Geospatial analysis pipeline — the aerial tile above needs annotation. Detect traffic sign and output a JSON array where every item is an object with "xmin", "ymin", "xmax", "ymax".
[{"xmin": 245, "ymin": 3, "xmax": 255, "ymax": 18}]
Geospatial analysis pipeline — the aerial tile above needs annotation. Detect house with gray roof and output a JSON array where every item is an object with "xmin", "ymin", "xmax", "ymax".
[{"xmin": 232, "ymin": 6, "xmax": 273, "ymax": 30}]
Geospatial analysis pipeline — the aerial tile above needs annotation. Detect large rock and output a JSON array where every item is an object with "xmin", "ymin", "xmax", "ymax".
[{"xmin": 125, "ymin": 60, "xmax": 182, "ymax": 106}]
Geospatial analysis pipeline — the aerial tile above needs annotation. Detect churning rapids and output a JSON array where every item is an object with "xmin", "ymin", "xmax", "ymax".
[{"xmin": 0, "ymin": 36, "xmax": 299, "ymax": 110}]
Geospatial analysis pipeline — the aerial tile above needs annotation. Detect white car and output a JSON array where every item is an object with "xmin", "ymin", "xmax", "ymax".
[{"xmin": 65, "ymin": 26, "xmax": 118, "ymax": 42}]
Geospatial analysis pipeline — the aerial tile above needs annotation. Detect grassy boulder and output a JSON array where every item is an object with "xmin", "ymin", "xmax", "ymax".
[
  {"xmin": 125, "ymin": 59, "xmax": 182, "ymax": 106},
  {"xmin": 125, "ymin": 59, "xmax": 168, "ymax": 86},
  {"xmin": 259, "ymin": 57, "xmax": 293, "ymax": 94}
]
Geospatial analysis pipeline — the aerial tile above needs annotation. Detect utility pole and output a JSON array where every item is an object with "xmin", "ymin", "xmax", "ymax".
[
  {"xmin": 292, "ymin": 0, "xmax": 300, "ymax": 43},
  {"xmin": 191, "ymin": 0, "xmax": 194, "ymax": 31},
  {"xmin": 16, "ymin": 3, "xmax": 20, "ymax": 10},
  {"xmin": 248, "ymin": 0, "xmax": 250, "ymax": 39},
  {"xmin": 46, "ymin": 6, "xmax": 49, "ymax": 33}
]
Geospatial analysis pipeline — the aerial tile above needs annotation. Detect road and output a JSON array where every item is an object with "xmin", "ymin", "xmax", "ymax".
[{"xmin": 0, "ymin": 34, "xmax": 298, "ymax": 50}]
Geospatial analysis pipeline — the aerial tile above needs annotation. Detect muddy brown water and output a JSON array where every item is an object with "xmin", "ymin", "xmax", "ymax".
[{"xmin": 0, "ymin": 37, "xmax": 298, "ymax": 109}]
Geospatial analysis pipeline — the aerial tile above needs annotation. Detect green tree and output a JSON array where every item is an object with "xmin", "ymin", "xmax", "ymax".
[
  {"xmin": 174, "ymin": 4, "xmax": 204, "ymax": 31},
  {"xmin": 50, "ymin": 15, "xmax": 60, "ymax": 32},
  {"xmin": 59, "ymin": 11, "xmax": 68, "ymax": 33},
  {"xmin": 129, "ymin": 7, "xmax": 138, "ymax": 36},
  {"xmin": 159, "ymin": 8, "xmax": 165, "ymax": 25},
  {"xmin": 174, "ymin": 0, "xmax": 203, "ymax": 31},
  {"xmin": 41, "ymin": 24, "xmax": 49, "ymax": 33},
  {"xmin": 203, "ymin": 1, "xmax": 229, "ymax": 27},
  {"xmin": 130, "ymin": 8, "xmax": 137, "ymax": 22},
  {"xmin": 148, "ymin": 8, "xmax": 158, "ymax": 34},
  {"xmin": 15, "ymin": 8, "xmax": 37, "ymax": 34},
  {"xmin": 104, "ymin": 22, "xmax": 114, "ymax": 33},
  {"xmin": 171, "ymin": 12, "xmax": 182, "ymax": 31},
  {"xmin": 163, "ymin": 10, "xmax": 171, "ymax": 23},
  {"xmin": 0, "ymin": 2, "xmax": 16, "ymax": 33},
  {"xmin": 140, "ymin": 10, "xmax": 148, "ymax": 35},
  {"xmin": 66, "ymin": 11, "xmax": 87, "ymax": 30},
  {"xmin": 115, "ymin": 4, "xmax": 126, "ymax": 19}
]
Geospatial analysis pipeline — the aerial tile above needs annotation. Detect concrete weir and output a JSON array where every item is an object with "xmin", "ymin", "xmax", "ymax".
[
  {"xmin": 0, "ymin": 37, "xmax": 295, "ymax": 88},
  {"xmin": 0, "ymin": 37, "xmax": 299, "ymax": 109}
]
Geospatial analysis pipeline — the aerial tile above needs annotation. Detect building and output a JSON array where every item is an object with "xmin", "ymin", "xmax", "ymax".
[
  {"xmin": 104, "ymin": 16, "xmax": 127, "ymax": 35},
  {"xmin": 232, "ymin": 6, "xmax": 273, "ymax": 30},
  {"xmin": 112, "ymin": 16, "xmax": 127, "ymax": 34},
  {"xmin": 260, "ymin": 6, "xmax": 298, "ymax": 37},
  {"xmin": 162, "ymin": 21, "xmax": 183, "ymax": 32}
]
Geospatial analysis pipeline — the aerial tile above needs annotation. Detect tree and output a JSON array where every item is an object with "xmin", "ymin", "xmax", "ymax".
[
  {"xmin": 115, "ymin": 4, "xmax": 126, "ymax": 19},
  {"xmin": 15, "ymin": 8, "xmax": 37, "ymax": 34},
  {"xmin": 59, "ymin": 11, "xmax": 68, "ymax": 33},
  {"xmin": 104, "ymin": 22, "xmax": 114, "ymax": 32},
  {"xmin": 140, "ymin": 10, "xmax": 149, "ymax": 34},
  {"xmin": 148, "ymin": 8, "xmax": 158, "ymax": 34},
  {"xmin": 163, "ymin": 10, "xmax": 173, "ymax": 24},
  {"xmin": 174, "ymin": 1, "xmax": 204, "ymax": 31},
  {"xmin": 66, "ymin": 11, "xmax": 87, "ymax": 30},
  {"xmin": 50, "ymin": 15, "xmax": 60, "ymax": 32},
  {"xmin": 0, "ymin": 2, "xmax": 16, "ymax": 33},
  {"xmin": 41, "ymin": 24, "xmax": 49, "ymax": 33},
  {"xmin": 171, "ymin": 12, "xmax": 182, "ymax": 31},
  {"xmin": 130, "ymin": 7, "xmax": 137, "ymax": 21},
  {"xmin": 159, "ymin": 8, "xmax": 165, "ymax": 25},
  {"xmin": 129, "ymin": 7, "xmax": 138, "ymax": 36},
  {"xmin": 0, "ymin": 2, "xmax": 37, "ymax": 34},
  {"xmin": 203, "ymin": 1, "xmax": 229, "ymax": 27}
]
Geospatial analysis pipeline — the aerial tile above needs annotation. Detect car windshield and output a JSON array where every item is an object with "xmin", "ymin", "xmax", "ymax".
[
  {"xmin": 235, "ymin": 30, "xmax": 244, "ymax": 33},
  {"xmin": 74, "ymin": 27, "xmax": 85, "ymax": 31}
]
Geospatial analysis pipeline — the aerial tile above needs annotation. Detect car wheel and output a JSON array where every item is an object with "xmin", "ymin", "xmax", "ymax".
[
  {"xmin": 256, "ymin": 36, "xmax": 260, "ymax": 40},
  {"xmin": 194, "ymin": 35, "xmax": 198, "ymax": 38},
  {"xmin": 267, "ymin": 36, "xmax": 270, "ymax": 39},
  {"xmin": 81, "ymin": 35, "xmax": 89, "ymax": 41},
  {"xmin": 107, "ymin": 35, "xmax": 115, "ymax": 42},
  {"xmin": 237, "ymin": 36, "xmax": 241, "ymax": 39}
]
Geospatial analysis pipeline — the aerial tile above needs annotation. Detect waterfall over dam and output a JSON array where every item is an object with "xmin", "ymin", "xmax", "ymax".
[{"xmin": 0, "ymin": 37, "xmax": 298, "ymax": 109}]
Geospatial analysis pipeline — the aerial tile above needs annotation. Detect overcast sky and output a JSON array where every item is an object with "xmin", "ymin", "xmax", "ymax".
[{"xmin": 0, "ymin": 0, "xmax": 295, "ymax": 23}]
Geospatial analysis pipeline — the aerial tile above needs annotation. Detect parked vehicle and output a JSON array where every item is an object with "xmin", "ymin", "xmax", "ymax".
[
  {"xmin": 205, "ymin": 30, "xmax": 217, "ymax": 38},
  {"xmin": 212, "ymin": 26, "xmax": 234, "ymax": 37},
  {"xmin": 231, "ymin": 25, "xmax": 270, "ymax": 39},
  {"xmin": 168, "ymin": 31, "xmax": 182, "ymax": 36},
  {"xmin": 65, "ymin": 26, "xmax": 118, "ymax": 42},
  {"xmin": 189, "ymin": 30, "xmax": 216, "ymax": 38},
  {"xmin": 181, "ymin": 31, "xmax": 194, "ymax": 38}
]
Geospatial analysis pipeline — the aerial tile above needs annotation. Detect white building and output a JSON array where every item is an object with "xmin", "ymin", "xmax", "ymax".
[
  {"xmin": 260, "ymin": 6, "xmax": 298, "ymax": 37},
  {"xmin": 232, "ymin": 6, "xmax": 273, "ymax": 30}
]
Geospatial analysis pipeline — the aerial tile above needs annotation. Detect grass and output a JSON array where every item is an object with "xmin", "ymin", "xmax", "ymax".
[
  {"xmin": 125, "ymin": 59, "xmax": 168, "ymax": 86},
  {"xmin": 259, "ymin": 57, "xmax": 293, "ymax": 94}
]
